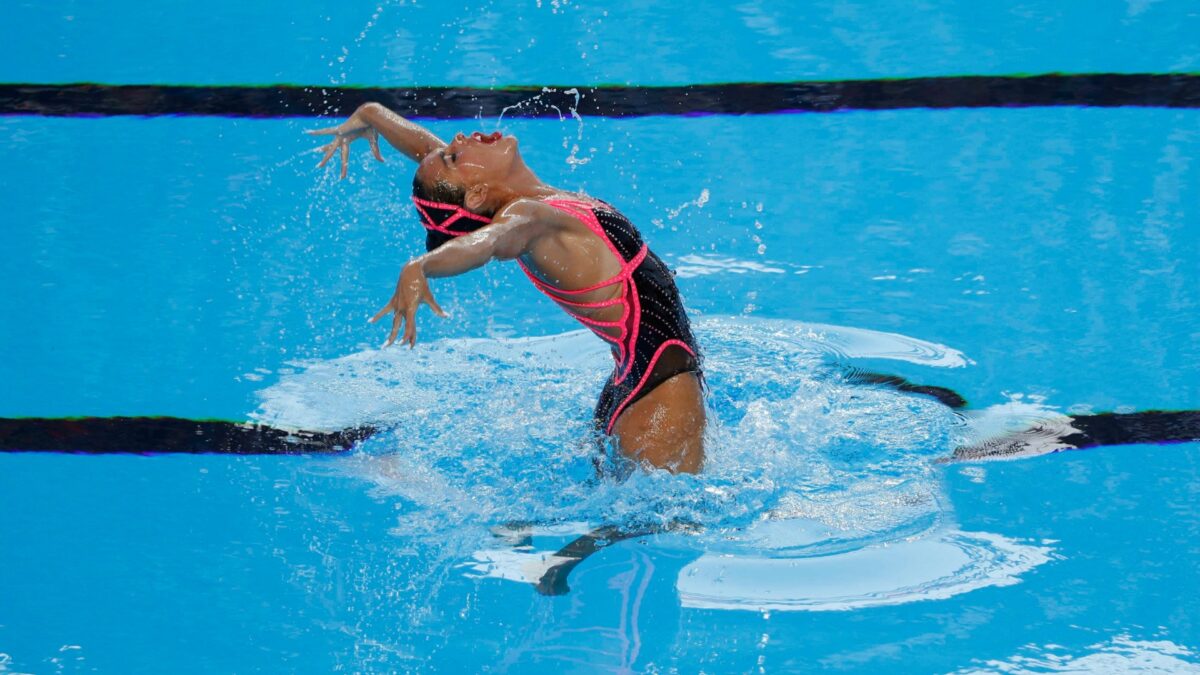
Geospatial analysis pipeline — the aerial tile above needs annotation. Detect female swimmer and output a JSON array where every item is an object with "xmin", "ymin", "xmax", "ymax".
[{"xmin": 308, "ymin": 103, "xmax": 705, "ymax": 473}]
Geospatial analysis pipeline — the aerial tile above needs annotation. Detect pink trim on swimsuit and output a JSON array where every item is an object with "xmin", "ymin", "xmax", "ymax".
[
  {"xmin": 412, "ymin": 196, "xmax": 492, "ymax": 235},
  {"xmin": 514, "ymin": 199, "xmax": 649, "ymax": 374},
  {"xmin": 513, "ymin": 198, "xmax": 691, "ymax": 424},
  {"xmin": 604, "ymin": 339, "xmax": 698, "ymax": 434}
]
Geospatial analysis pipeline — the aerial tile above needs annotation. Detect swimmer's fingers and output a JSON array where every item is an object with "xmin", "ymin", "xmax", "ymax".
[
  {"xmin": 370, "ymin": 296, "xmax": 406, "ymax": 348},
  {"xmin": 368, "ymin": 129, "xmax": 384, "ymax": 163},
  {"xmin": 305, "ymin": 126, "xmax": 340, "ymax": 136},
  {"xmin": 402, "ymin": 305, "xmax": 418, "ymax": 348},
  {"xmin": 339, "ymin": 141, "xmax": 350, "ymax": 179},
  {"xmin": 423, "ymin": 290, "xmax": 447, "ymax": 318},
  {"xmin": 385, "ymin": 309, "xmax": 404, "ymax": 348},
  {"xmin": 369, "ymin": 302, "xmax": 393, "ymax": 324},
  {"xmin": 315, "ymin": 139, "xmax": 339, "ymax": 168}
]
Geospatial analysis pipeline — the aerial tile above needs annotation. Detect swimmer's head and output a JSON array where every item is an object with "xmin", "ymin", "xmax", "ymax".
[
  {"xmin": 412, "ymin": 130, "xmax": 524, "ymax": 249},
  {"xmin": 415, "ymin": 131, "xmax": 520, "ymax": 203}
]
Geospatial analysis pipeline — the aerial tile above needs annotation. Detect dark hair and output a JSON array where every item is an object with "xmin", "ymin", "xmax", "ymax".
[
  {"xmin": 412, "ymin": 173, "xmax": 467, "ymax": 207},
  {"xmin": 412, "ymin": 174, "xmax": 496, "ymax": 252},
  {"xmin": 412, "ymin": 174, "xmax": 461, "ymax": 252}
]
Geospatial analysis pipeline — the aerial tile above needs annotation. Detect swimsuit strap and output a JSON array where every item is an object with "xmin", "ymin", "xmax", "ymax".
[
  {"xmin": 515, "ymin": 198, "xmax": 649, "ymax": 378},
  {"xmin": 516, "ymin": 198, "xmax": 646, "ymax": 295},
  {"xmin": 412, "ymin": 196, "xmax": 491, "ymax": 235},
  {"xmin": 542, "ymin": 198, "xmax": 647, "ymax": 272}
]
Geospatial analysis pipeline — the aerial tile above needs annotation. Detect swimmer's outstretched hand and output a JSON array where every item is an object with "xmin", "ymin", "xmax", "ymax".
[
  {"xmin": 306, "ymin": 109, "xmax": 385, "ymax": 179},
  {"xmin": 370, "ymin": 261, "xmax": 447, "ymax": 348}
]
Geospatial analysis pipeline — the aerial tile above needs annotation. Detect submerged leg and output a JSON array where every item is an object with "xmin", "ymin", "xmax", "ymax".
[{"xmin": 535, "ymin": 521, "xmax": 698, "ymax": 596}]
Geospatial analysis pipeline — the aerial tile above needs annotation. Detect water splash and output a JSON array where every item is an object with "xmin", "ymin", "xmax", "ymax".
[
  {"xmin": 652, "ymin": 188, "xmax": 711, "ymax": 228},
  {"xmin": 492, "ymin": 87, "xmax": 593, "ymax": 170},
  {"xmin": 671, "ymin": 254, "xmax": 789, "ymax": 278},
  {"xmin": 952, "ymin": 393, "xmax": 1078, "ymax": 461},
  {"xmin": 253, "ymin": 316, "xmax": 1049, "ymax": 609},
  {"xmin": 496, "ymin": 87, "xmax": 567, "ymax": 126}
]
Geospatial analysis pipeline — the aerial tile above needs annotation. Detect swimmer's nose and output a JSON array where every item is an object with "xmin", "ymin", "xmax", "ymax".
[{"xmin": 454, "ymin": 132, "xmax": 466, "ymax": 143}]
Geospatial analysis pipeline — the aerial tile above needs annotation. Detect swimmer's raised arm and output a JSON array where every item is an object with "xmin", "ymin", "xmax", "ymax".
[
  {"xmin": 370, "ymin": 200, "xmax": 554, "ymax": 348},
  {"xmin": 308, "ymin": 103, "xmax": 445, "ymax": 178},
  {"xmin": 354, "ymin": 103, "xmax": 446, "ymax": 162}
]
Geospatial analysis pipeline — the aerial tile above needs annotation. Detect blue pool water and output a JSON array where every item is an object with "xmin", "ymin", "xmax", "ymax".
[{"xmin": 3, "ymin": 2, "xmax": 1200, "ymax": 673}]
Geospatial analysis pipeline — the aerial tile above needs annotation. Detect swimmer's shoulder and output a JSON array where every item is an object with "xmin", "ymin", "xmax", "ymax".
[{"xmin": 493, "ymin": 197, "xmax": 586, "ymax": 230}]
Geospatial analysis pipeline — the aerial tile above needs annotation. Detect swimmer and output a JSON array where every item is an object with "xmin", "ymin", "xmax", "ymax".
[{"xmin": 307, "ymin": 103, "xmax": 706, "ymax": 473}]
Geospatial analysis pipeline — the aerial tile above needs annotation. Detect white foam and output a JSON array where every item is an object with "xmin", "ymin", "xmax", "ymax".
[
  {"xmin": 955, "ymin": 397, "xmax": 1081, "ymax": 461},
  {"xmin": 673, "ymin": 254, "xmax": 788, "ymax": 277},
  {"xmin": 462, "ymin": 549, "xmax": 576, "ymax": 585},
  {"xmin": 251, "ymin": 316, "xmax": 971, "ymax": 431}
]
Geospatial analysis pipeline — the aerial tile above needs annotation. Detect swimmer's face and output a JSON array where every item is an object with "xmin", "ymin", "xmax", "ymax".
[{"xmin": 415, "ymin": 131, "xmax": 522, "ymax": 206}]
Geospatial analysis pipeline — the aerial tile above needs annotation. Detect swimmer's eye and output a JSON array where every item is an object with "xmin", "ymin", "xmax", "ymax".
[{"xmin": 449, "ymin": 152, "xmax": 458, "ymax": 164}]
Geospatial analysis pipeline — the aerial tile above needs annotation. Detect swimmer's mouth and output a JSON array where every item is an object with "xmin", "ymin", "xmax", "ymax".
[{"xmin": 472, "ymin": 131, "xmax": 503, "ymax": 144}]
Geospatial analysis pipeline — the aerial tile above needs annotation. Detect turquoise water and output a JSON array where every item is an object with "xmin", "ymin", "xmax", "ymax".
[{"xmin": 3, "ymin": 2, "xmax": 1200, "ymax": 673}]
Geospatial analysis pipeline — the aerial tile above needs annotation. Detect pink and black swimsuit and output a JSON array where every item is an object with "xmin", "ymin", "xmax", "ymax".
[{"xmin": 413, "ymin": 195, "xmax": 702, "ymax": 435}]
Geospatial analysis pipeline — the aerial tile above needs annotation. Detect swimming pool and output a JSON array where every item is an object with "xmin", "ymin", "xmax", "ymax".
[{"xmin": 3, "ymin": 2, "xmax": 1200, "ymax": 672}]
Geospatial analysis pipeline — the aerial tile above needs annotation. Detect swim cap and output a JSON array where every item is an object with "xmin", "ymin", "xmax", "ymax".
[{"xmin": 412, "ymin": 196, "xmax": 492, "ymax": 252}]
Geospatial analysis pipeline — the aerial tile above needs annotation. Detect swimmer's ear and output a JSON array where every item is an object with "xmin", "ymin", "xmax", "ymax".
[{"xmin": 464, "ymin": 183, "xmax": 489, "ymax": 213}]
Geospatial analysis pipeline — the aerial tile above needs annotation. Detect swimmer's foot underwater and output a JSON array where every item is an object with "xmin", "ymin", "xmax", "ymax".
[
  {"xmin": 490, "ymin": 521, "xmax": 701, "ymax": 596},
  {"xmin": 533, "ymin": 521, "xmax": 700, "ymax": 595}
]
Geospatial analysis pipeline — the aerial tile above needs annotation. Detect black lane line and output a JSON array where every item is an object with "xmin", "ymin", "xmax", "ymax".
[
  {"xmin": 0, "ymin": 417, "xmax": 376, "ymax": 456},
  {"xmin": 845, "ymin": 370, "xmax": 967, "ymax": 409},
  {"xmin": 3, "ymin": 73, "xmax": 1200, "ymax": 120},
  {"xmin": 950, "ymin": 410, "xmax": 1200, "ymax": 462},
  {"xmin": 3, "ymin": 410, "xmax": 1197, "ymax": 457}
]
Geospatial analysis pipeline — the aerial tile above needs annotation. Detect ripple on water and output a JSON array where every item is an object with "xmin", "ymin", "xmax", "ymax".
[{"xmin": 953, "ymin": 635, "xmax": 1200, "ymax": 674}]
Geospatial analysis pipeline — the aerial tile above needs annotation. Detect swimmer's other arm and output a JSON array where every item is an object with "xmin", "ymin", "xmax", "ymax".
[
  {"xmin": 369, "ymin": 200, "xmax": 554, "ymax": 348},
  {"xmin": 308, "ymin": 103, "xmax": 444, "ymax": 177}
]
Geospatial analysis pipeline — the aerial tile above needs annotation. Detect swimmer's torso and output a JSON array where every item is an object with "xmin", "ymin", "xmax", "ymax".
[
  {"xmin": 515, "ymin": 195, "xmax": 702, "ymax": 434},
  {"xmin": 518, "ymin": 195, "xmax": 628, "ymax": 336}
]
